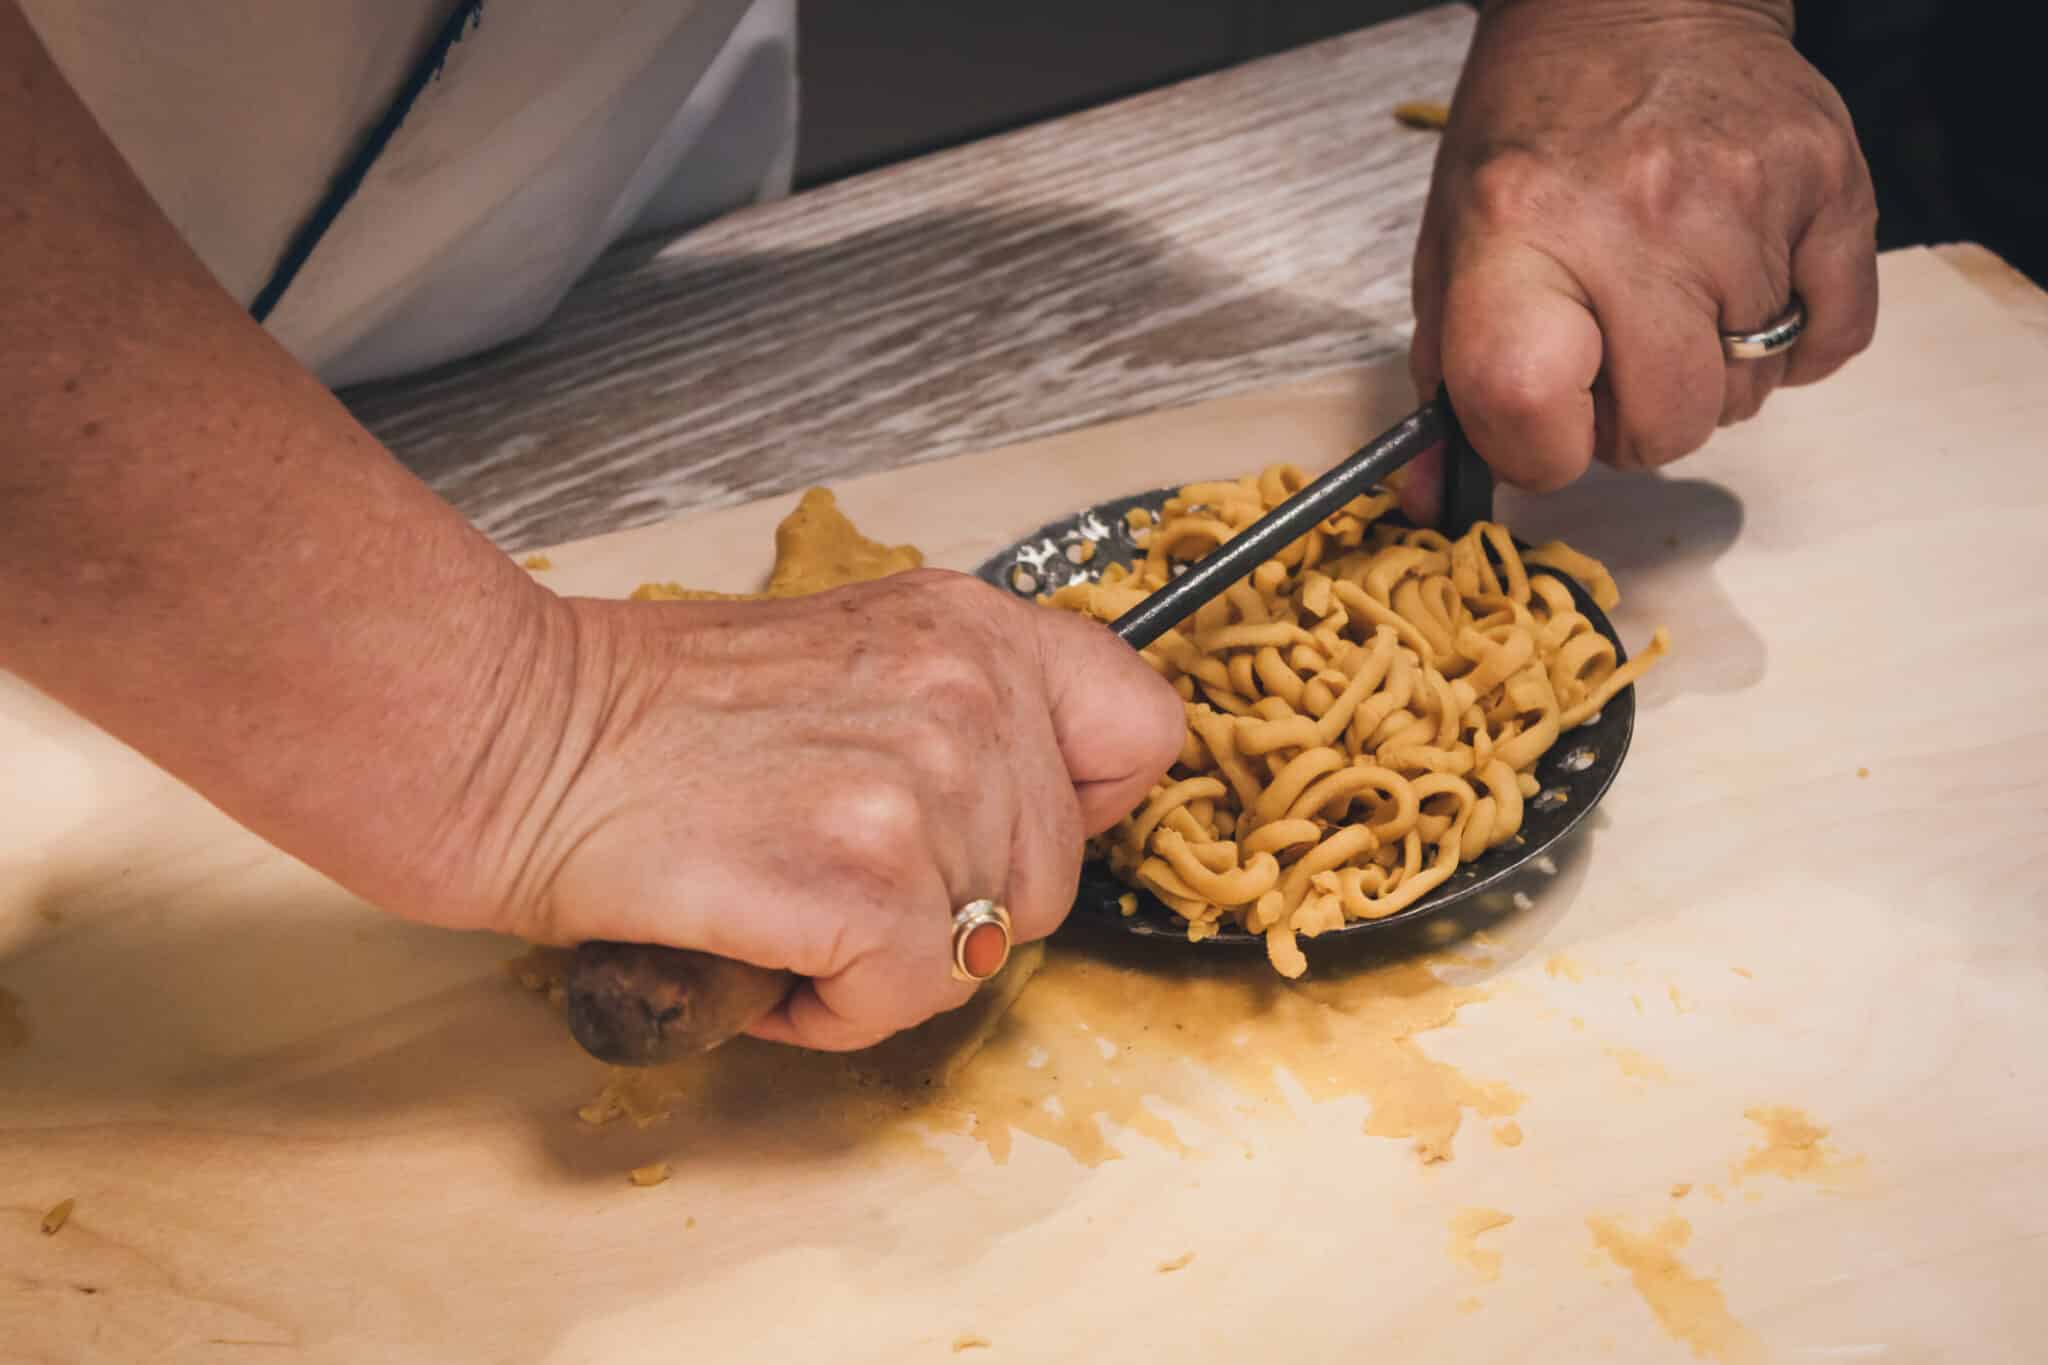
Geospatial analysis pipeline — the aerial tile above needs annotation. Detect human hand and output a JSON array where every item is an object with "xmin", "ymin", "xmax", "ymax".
[
  {"xmin": 1404, "ymin": 0, "xmax": 1878, "ymax": 520},
  {"xmin": 424, "ymin": 571, "xmax": 1181, "ymax": 1052}
]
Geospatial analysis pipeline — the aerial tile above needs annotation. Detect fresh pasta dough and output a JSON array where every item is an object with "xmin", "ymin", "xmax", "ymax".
[{"xmin": 1047, "ymin": 464, "xmax": 1668, "ymax": 978}]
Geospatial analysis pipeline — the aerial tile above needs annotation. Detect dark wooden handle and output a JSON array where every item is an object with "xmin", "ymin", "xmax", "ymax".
[{"xmin": 564, "ymin": 941, "xmax": 794, "ymax": 1066}]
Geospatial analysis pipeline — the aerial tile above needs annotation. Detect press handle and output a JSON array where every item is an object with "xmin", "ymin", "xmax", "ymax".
[
  {"xmin": 564, "ymin": 941, "xmax": 794, "ymax": 1066},
  {"xmin": 1435, "ymin": 385, "xmax": 1495, "ymax": 535}
]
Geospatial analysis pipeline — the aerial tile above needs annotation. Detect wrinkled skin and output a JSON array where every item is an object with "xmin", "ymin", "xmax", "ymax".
[
  {"xmin": 452, "ymin": 573, "xmax": 1184, "ymax": 1052},
  {"xmin": 1402, "ymin": 0, "xmax": 1879, "ymax": 519}
]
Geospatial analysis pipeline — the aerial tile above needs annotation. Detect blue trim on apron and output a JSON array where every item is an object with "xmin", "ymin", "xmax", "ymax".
[{"xmin": 249, "ymin": 0, "xmax": 487, "ymax": 322}]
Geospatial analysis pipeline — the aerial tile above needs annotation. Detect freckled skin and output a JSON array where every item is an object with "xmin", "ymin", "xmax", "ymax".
[{"xmin": 0, "ymin": 10, "xmax": 1183, "ymax": 1055}]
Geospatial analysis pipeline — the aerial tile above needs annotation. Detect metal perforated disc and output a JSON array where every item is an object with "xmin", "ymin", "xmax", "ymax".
[{"xmin": 977, "ymin": 486, "xmax": 1636, "ymax": 947}]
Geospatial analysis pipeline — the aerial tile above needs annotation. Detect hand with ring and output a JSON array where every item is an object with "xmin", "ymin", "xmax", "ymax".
[
  {"xmin": 1402, "ymin": 0, "xmax": 1880, "ymax": 520},
  {"xmin": 503, "ymin": 572, "xmax": 1181, "ymax": 1053}
]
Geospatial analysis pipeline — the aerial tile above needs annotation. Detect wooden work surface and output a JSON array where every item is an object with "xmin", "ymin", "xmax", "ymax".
[
  {"xmin": 343, "ymin": 5, "xmax": 1475, "ymax": 553},
  {"xmin": 4, "ymin": 246, "xmax": 2047, "ymax": 1363}
]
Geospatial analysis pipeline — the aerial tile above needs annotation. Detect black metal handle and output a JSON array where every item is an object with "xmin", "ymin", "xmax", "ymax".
[
  {"xmin": 1436, "ymin": 389, "xmax": 1495, "ymax": 536},
  {"xmin": 1109, "ymin": 386, "xmax": 1492, "ymax": 650}
]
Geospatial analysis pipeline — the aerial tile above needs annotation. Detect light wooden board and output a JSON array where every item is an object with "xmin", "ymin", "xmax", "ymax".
[{"xmin": 4, "ymin": 246, "xmax": 2047, "ymax": 1363}]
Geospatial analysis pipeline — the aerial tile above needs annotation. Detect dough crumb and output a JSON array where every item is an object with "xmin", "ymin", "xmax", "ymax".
[
  {"xmin": 577, "ymin": 1097, "xmax": 624, "ymax": 1128},
  {"xmin": 1737, "ymin": 1106, "xmax": 1865, "ymax": 1187},
  {"xmin": 1157, "ymin": 1252, "xmax": 1195, "ymax": 1274},
  {"xmin": 1545, "ymin": 955, "xmax": 1585, "ymax": 982},
  {"xmin": 1492, "ymin": 1120, "xmax": 1524, "ymax": 1148},
  {"xmin": 1456, "ymin": 1295, "xmax": 1483, "ymax": 1314},
  {"xmin": 628, "ymin": 1162, "xmax": 671, "ymax": 1188},
  {"xmin": 520, "ymin": 554, "xmax": 554, "ymax": 571},
  {"xmin": 686, "ymin": 1216, "xmax": 697, "ymax": 1229},
  {"xmin": 1856, "ymin": 766, "xmax": 1870, "ymax": 778},
  {"xmin": 1670, "ymin": 1183, "xmax": 1693, "ymax": 1199},
  {"xmin": 1668, "ymin": 983, "xmax": 1689, "ymax": 1013},
  {"xmin": 1607, "ymin": 1047, "xmax": 1668, "ymax": 1082},
  {"xmin": 951, "ymin": 1334, "xmax": 992, "ymax": 1353},
  {"xmin": 1393, "ymin": 99, "xmax": 1451, "ymax": 130},
  {"xmin": 1448, "ymin": 1208, "xmax": 1513, "ymax": 1281},
  {"xmin": 41, "ymin": 1197, "xmax": 75, "ymax": 1235},
  {"xmin": 1729, "ymin": 967, "xmax": 1753, "ymax": 980},
  {"xmin": 1117, "ymin": 892, "xmax": 1138, "ymax": 917}
]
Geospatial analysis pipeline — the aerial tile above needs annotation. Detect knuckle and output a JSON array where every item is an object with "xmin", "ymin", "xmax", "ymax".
[
  {"xmin": 814, "ymin": 779, "xmax": 927, "ymax": 888},
  {"xmin": 1615, "ymin": 140, "xmax": 1687, "ymax": 229},
  {"xmin": 902, "ymin": 720, "xmax": 978, "ymax": 801},
  {"xmin": 1449, "ymin": 346, "xmax": 1560, "ymax": 428},
  {"xmin": 1706, "ymin": 141, "xmax": 1769, "ymax": 211},
  {"xmin": 902, "ymin": 646, "xmax": 1002, "ymax": 733},
  {"xmin": 1464, "ymin": 147, "xmax": 1564, "ymax": 230}
]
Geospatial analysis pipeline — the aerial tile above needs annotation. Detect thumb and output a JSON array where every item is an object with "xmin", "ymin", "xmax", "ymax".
[
  {"xmin": 1439, "ymin": 237, "xmax": 1602, "ymax": 492},
  {"xmin": 1029, "ymin": 607, "xmax": 1183, "ymax": 834}
]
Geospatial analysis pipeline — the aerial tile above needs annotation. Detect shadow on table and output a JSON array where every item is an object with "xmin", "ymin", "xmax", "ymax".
[{"xmin": 1502, "ymin": 466, "xmax": 1767, "ymax": 709}]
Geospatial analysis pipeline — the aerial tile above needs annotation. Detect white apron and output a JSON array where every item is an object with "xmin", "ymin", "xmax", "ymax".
[{"xmin": 21, "ymin": 0, "xmax": 798, "ymax": 386}]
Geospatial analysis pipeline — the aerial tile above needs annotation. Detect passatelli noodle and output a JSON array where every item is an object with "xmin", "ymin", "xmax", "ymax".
[{"xmin": 1046, "ymin": 464, "xmax": 1669, "ymax": 978}]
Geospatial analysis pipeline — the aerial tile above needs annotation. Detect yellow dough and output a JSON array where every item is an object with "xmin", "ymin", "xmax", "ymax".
[{"xmin": 630, "ymin": 488, "xmax": 921, "ymax": 603}]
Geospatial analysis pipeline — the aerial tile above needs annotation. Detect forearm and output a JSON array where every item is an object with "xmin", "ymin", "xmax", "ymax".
[{"xmin": 1, "ymin": 6, "xmax": 573, "ymax": 925}]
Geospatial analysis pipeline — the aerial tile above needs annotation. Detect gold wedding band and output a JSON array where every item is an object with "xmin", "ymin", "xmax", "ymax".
[
  {"xmin": 950, "ymin": 899, "xmax": 1013, "ymax": 984},
  {"xmin": 1721, "ymin": 295, "xmax": 1806, "ymax": 361}
]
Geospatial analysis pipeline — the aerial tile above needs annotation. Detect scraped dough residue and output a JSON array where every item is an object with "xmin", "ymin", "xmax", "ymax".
[
  {"xmin": 1492, "ymin": 1120, "xmax": 1524, "ymax": 1148},
  {"xmin": 0, "ymin": 986, "xmax": 27, "ymax": 1050},
  {"xmin": 1587, "ymin": 1215, "xmax": 1762, "ymax": 1364},
  {"xmin": 517, "ymin": 941, "xmax": 1515, "ymax": 1168},
  {"xmin": 951, "ymin": 1334, "xmax": 991, "ymax": 1353},
  {"xmin": 1448, "ymin": 1208, "xmax": 1513, "ymax": 1281},
  {"xmin": 1606, "ymin": 1047, "xmax": 1668, "ymax": 1082},
  {"xmin": 1544, "ymin": 955, "xmax": 1584, "ymax": 982},
  {"xmin": 1156, "ymin": 1252, "xmax": 1195, "ymax": 1274},
  {"xmin": 1736, "ymin": 1106, "xmax": 1865, "ymax": 1188}
]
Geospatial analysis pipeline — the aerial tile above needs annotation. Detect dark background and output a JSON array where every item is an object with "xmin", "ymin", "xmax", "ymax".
[{"xmin": 793, "ymin": 0, "xmax": 2043, "ymax": 284}]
